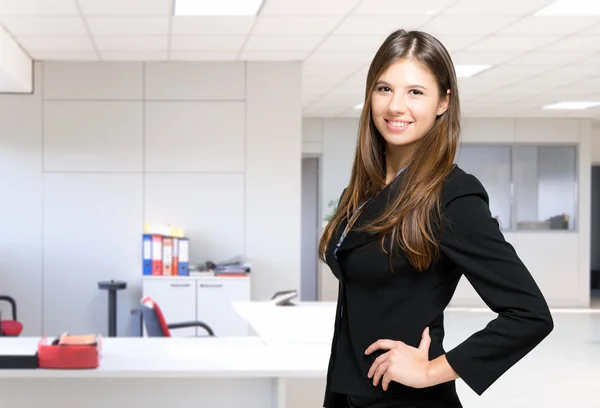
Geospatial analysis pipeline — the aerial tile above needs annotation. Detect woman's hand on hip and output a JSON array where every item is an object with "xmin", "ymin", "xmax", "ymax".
[{"xmin": 365, "ymin": 327, "xmax": 431, "ymax": 391}]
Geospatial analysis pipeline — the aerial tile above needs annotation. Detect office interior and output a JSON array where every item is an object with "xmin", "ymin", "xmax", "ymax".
[{"xmin": 0, "ymin": 0, "xmax": 599, "ymax": 407}]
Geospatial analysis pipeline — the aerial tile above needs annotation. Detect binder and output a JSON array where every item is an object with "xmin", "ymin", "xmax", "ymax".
[
  {"xmin": 162, "ymin": 237, "xmax": 173, "ymax": 276},
  {"xmin": 178, "ymin": 238, "xmax": 189, "ymax": 276},
  {"xmin": 151, "ymin": 235, "xmax": 163, "ymax": 276},
  {"xmin": 172, "ymin": 238, "xmax": 179, "ymax": 276},
  {"xmin": 142, "ymin": 234, "xmax": 152, "ymax": 275}
]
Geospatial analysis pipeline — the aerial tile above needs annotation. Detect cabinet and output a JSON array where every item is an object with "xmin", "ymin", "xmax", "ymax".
[{"xmin": 142, "ymin": 276, "xmax": 251, "ymax": 337}]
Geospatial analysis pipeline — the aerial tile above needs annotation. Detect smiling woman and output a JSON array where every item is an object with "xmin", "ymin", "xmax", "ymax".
[{"xmin": 318, "ymin": 29, "xmax": 553, "ymax": 408}]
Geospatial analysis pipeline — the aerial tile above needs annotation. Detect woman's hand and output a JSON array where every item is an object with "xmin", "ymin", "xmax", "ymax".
[{"xmin": 365, "ymin": 327, "xmax": 431, "ymax": 391}]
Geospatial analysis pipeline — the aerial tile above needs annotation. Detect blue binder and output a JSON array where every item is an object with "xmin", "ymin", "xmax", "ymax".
[
  {"xmin": 178, "ymin": 238, "xmax": 189, "ymax": 276},
  {"xmin": 142, "ymin": 234, "xmax": 153, "ymax": 275}
]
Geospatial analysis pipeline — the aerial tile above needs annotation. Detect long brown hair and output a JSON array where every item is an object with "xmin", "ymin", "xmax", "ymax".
[{"xmin": 318, "ymin": 29, "xmax": 461, "ymax": 272}]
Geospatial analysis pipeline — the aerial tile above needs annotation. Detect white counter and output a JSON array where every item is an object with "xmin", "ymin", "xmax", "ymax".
[{"xmin": 0, "ymin": 336, "xmax": 329, "ymax": 408}]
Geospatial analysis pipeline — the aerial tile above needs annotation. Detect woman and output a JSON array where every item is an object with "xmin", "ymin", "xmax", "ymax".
[{"xmin": 318, "ymin": 29, "xmax": 554, "ymax": 408}]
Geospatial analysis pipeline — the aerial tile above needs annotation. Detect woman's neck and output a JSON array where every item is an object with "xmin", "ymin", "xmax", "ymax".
[{"xmin": 385, "ymin": 146, "xmax": 410, "ymax": 184}]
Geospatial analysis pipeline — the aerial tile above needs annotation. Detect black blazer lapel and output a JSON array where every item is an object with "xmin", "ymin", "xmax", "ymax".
[{"xmin": 336, "ymin": 180, "xmax": 399, "ymax": 254}]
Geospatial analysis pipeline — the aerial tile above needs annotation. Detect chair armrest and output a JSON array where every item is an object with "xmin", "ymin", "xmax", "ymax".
[
  {"xmin": 167, "ymin": 321, "xmax": 215, "ymax": 336},
  {"xmin": 0, "ymin": 296, "xmax": 16, "ymax": 320}
]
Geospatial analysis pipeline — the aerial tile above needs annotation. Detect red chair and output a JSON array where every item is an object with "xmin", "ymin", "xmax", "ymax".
[
  {"xmin": 0, "ymin": 296, "xmax": 23, "ymax": 336},
  {"xmin": 140, "ymin": 296, "xmax": 215, "ymax": 337}
]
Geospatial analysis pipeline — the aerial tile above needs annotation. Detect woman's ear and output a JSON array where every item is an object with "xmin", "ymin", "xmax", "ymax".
[{"xmin": 437, "ymin": 89, "xmax": 450, "ymax": 116}]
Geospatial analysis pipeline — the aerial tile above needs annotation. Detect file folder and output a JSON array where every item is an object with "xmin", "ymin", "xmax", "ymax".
[
  {"xmin": 172, "ymin": 237, "xmax": 179, "ymax": 276},
  {"xmin": 162, "ymin": 237, "xmax": 173, "ymax": 276},
  {"xmin": 151, "ymin": 234, "xmax": 163, "ymax": 276},
  {"xmin": 178, "ymin": 238, "xmax": 189, "ymax": 276},
  {"xmin": 142, "ymin": 234, "xmax": 152, "ymax": 275}
]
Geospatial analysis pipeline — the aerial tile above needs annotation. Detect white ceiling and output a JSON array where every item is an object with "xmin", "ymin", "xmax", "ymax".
[{"xmin": 1, "ymin": 0, "xmax": 600, "ymax": 120}]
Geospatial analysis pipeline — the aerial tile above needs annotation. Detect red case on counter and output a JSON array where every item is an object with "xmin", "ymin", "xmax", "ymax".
[{"xmin": 37, "ymin": 335, "xmax": 102, "ymax": 369}]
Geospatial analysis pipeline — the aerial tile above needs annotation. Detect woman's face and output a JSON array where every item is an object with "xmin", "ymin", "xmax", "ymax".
[{"xmin": 371, "ymin": 58, "xmax": 449, "ymax": 155}]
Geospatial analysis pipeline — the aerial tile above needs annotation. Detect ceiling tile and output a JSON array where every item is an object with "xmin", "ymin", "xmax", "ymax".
[
  {"xmin": 332, "ymin": 16, "xmax": 430, "ymax": 36},
  {"xmin": 444, "ymin": 0, "xmax": 554, "ymax": 16},
  {"xmin": 171, "ymin": 36, "xmax": 246, "ymax": 52},
  {"xmin": 0, "ymin": 16, "xmax": 87, "ymax": 36},
  {"xmin": 252, "ymin": 16, "xmax": 342, "ymax": 35},
  {"xmin": 450, "ymin": 50, "xmax": 527, "ymax": 65},
  {"xmin": 466, "ymin": 36, "xmax": 559, "ymax": 51},
  {"xmin": 581, "ymin": 23, "xmax": 600, "ymax": 35},
  {"xmin": 355, "ymin": 0, "xmax": 456, "ymax": 15},
  {"xmin": 261, "ymin": 0, "xmax": 361, "ymax": 16},
  {"xmin": 170, "ymin": 51, "xmax": 238, "ymax": 61},
  {"xmin": 18, "ymin": 36, "xmax": 95, "ymax": 52},
  {"xmin": 545, "ymin": 64, "xmax": 600, "ymax": 77},
  {"xmin": 317, "ymin": 35, "xmax": 387, "ymax": 52},
  {"xmin": 78, "ymin": 0, "xmax": 171, "ymax": 15},
  {"xmin": 542, "ymin": 36, "xmax": 600, "ymax": 51},
  {"xmin": 101, "ymin": 51, "xmax": 167, "ymax": 61},
  {"xmin": 239, "ymin": 51, "xmax": 309, "ymax": 60},
  {"xmin": 479, "ymin": 65, "xmax": 555, "ymax": 78},
  {"xmin": 498, "ymin": 16, "xmax": 600, "ymax": 35},
  {"xmin": 86, "ymin": 17, "xmax": 169, "ymax": 36},
  {"xmin": 29, "ymin": 51, "xmax": 99, "ymax": 61},
  {"xmin": 0, "ymin": 0, "xmax": 78, "ymax": 15},
  {"xmin": 94, "ymin": 36, "xmax": 168, "ymax": 52},
  {"xmin": 303, "ymin": 63, "xmax": 364, "ymax": 77},
  {"xmin": 171, "ymin": 16, "xmax": 256, "ymax": 35},
  {"xmin": 304, "ymin": 51, "xmax": 373, "ymax": 66},
  {"xmin": 244, "ymin": 35, "xmax": 323, "ymax": 52},
  {"xmin": 507, "ymin": 51, "xmax": 596, "ymax": 66},
  {"xmin": 421, "ymin": 16, "xmax": 521, "ymax": 35}
]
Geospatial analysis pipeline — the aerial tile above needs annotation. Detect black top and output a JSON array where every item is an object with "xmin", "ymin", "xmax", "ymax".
[{"xmin": 323, "ymin": 166, "xmax": 554, "ymax": 408}]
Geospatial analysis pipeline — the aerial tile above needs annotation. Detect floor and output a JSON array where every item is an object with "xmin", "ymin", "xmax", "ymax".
[{"xmin": 442, "ymin": 309, "xmax": 600, "ymax": 407}]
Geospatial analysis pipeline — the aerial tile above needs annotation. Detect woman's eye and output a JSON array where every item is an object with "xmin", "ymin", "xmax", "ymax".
[
  {"xmin": 409, "ymin": 89, "xmax": 423, "ymax": 95},
  {"xmin": 377, "ymin": 86, "xmax": 391, "ymax": 93}
]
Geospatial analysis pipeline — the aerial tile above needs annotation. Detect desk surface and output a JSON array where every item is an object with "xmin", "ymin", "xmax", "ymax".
[{"xmin": 0, "ymin": 336, "xmax": 329, "ymax": 379}]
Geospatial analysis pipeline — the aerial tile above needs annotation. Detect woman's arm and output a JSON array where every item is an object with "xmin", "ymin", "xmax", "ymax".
[{"xmin": 439, "ymin": 174, "xmax": 554, "ymax": 395}]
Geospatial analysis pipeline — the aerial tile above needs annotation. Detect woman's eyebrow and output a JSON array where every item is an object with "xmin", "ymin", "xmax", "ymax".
[{"xmin": 375, "ymin": 80, "xmax": 429, "ymax": 91}]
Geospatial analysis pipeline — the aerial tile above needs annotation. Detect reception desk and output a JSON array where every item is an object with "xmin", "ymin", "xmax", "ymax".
[{"xmin": 0, "ymin": 336, "xmax": 330, "ymax": 408}]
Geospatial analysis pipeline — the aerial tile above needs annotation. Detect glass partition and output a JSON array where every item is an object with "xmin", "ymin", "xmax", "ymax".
[
  {"xmin": 455, "ymin": 145, "xmax": 512, "ymax": 230},
  {"xmin": 455, "ymin": 143, "xmax": 578, "ymax": 232},
  {"xmin": 513, "ymin": 145, "xmax": 577, "ymax": 231}
]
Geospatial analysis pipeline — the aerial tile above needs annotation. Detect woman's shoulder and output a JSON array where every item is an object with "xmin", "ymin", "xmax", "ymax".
[{"xmin": 441, "ymin": 165, "xmax": 489, "ymax": 208}]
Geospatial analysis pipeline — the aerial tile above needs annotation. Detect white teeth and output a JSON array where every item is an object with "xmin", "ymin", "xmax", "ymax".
[{"xmin": 389, "ymin": 121, "xmax": 409, "ymax": 127}]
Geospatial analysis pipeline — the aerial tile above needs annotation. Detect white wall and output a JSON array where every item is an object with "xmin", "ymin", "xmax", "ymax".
[
  {"xmin": 304, "ymin": 117, "xmax": 592, "ymax": 308},
  {"xmin": 0, "ymin": 60, "xmax": 302, "ymax": 337}
]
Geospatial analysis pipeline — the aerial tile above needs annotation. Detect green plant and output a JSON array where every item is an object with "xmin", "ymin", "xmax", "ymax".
[{"xmin": 324, "ymin": 198, "xmax": 339, "ymax": 222}]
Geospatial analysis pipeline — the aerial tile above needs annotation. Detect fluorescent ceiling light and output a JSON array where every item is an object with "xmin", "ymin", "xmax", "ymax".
[
  {"xmin": 534, "ymin": 0, "xmax": 600, "ymax": 16},
  {"xmin": 542, "ymin": 101, "xmax": 600, "ymax": 110},
  {"xmin": 174, "ymin": 0, "xmax": 264, "ymax": 16},
  {"xmin": 454, "ymin": 64, "xmax": 492, "ymax": 78}
]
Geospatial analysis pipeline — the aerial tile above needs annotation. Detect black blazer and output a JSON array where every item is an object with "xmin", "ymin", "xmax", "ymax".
[{"xmin": 323, "ymin": 165, "xmax": 554, "ymax": 407}]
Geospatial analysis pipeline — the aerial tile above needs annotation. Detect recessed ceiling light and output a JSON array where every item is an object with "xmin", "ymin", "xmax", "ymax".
[
  {"xmin": 533, "ymin": 0, "xmax": 600, "ymax": 16},
  {"xmin": 454, "ymin": 64, "xmax": 492, "ymax": 78},
  {"xmin": 174, "ymin": 0, "xmax": 265, "ymax": 16},
  {"xmin": 354, "ymin": 103, "xmax": 364, "ymax": 110},
  {"xmin": 542, "ymin": 101, "xmax": 600, "ymax": 110}
]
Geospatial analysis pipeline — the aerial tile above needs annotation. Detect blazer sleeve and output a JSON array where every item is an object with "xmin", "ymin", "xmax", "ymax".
[{"xmin": 441, "ymin": 173, "xmax": 554, "ymax": 396}]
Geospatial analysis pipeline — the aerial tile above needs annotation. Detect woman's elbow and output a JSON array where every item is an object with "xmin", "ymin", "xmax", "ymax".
[{"xmin": 534, "ymin": 307, "xmax": 554, "ymax": 340}]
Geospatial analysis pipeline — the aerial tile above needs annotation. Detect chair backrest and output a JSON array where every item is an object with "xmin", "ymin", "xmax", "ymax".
[{"xmin": 140, "ymin": 296, "xmax": 171, "ymax": 337}]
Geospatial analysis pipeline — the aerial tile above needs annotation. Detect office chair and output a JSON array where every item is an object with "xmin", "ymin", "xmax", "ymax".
[
  {"xmin": 140, "ymin": 296, "xmax": 215, "ymax": 337},
  {"xmin": 0, "ymin": 295, "xmax": 23, "ymax": 336}
]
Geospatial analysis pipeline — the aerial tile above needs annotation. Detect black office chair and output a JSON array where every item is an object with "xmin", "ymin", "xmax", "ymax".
[
  {"xmin": 140, "ymin": 296, "xmax": 215, "ymax": 337},
  {"xmin": 0, "ymin": 295, "xmax": 23, "ymax": 336}
]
